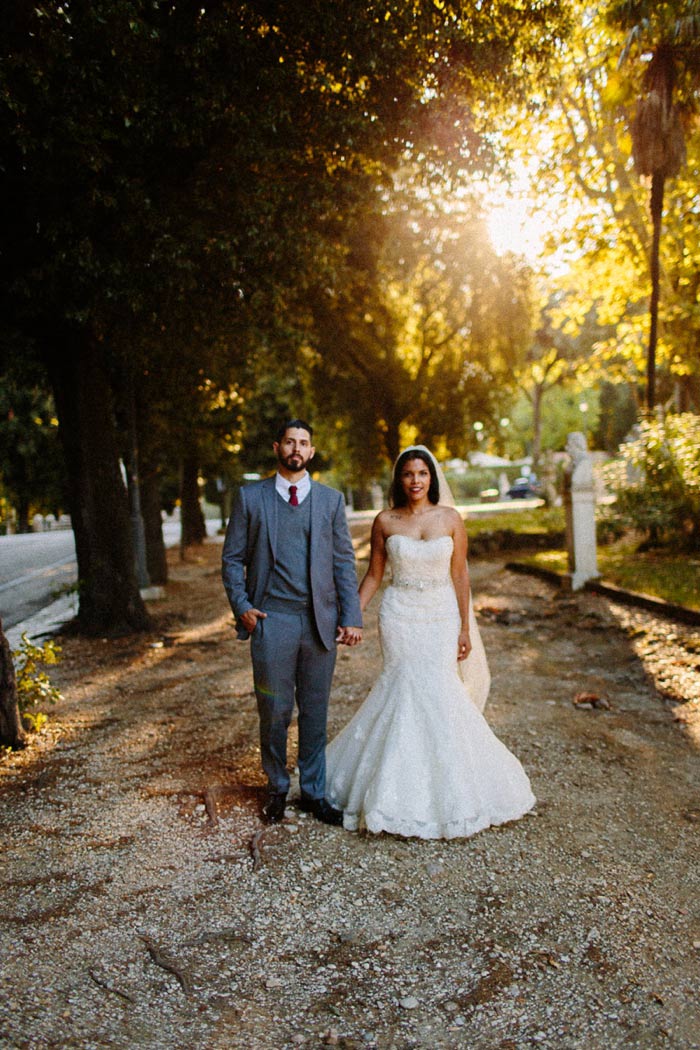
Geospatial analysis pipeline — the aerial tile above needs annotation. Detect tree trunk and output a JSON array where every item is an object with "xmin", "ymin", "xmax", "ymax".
[
  {"xmin": 0, "ymin": 620, "xmax": 27, "ymax": 749},
  {"xmin": 17, "ymin": 496, "xmax": 30, "ymax": 534},
  {"xmin": 384, "ymin": 416, "xmax": 402, "ymax": 465},
  {"xmin": 126, "ymin": 457, "xmax": 150, "ymax": 589},
  {"xmin": 47, "ymin": 329, "xmax": 150, "ymax": 635},
  {"xmin": 180, "ymin": 451, "xmax": 206, "ymax": 549},
  {"xmin": 530, "ymin": 385, "xmax": 544, "ymax": 473},
  {"xmin": 123, "ymin": 381, "xmax": 150, "ymax": 590},
  {"xmin": 135, "ymin": 390, "xmax": 168, "ymax": 585},
  {"xmin": 141, "ymin": 465, "xmax": 168, "ymax": 585},
  {"xmin": 647, "ymin": 171, "xmax": 664, "ymax": 413}
]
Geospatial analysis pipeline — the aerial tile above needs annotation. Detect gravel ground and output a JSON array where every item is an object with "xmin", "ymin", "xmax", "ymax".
[{"xmin": 1, "ymin": 537, "xmax": 699, "ymax": 1050}]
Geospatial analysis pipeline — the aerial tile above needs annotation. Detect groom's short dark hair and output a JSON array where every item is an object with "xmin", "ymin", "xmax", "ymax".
[{"xmin": 276, "ymin": 419, "xmax": 313, "ymax": 442}]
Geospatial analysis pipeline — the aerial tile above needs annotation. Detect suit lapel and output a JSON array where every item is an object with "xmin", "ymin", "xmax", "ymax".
[
  {"xmin": 308, "ymin": 481, "xmax": 319, "ymax": 549},
  {"xmin": 261, "ymin": 477, "xmax": 278, "ymax": 561}
]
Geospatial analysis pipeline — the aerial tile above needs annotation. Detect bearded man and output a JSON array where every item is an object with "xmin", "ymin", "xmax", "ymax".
[{"xmin": 222, "ymin": 420, "xmax": 362, "ymax": 825}]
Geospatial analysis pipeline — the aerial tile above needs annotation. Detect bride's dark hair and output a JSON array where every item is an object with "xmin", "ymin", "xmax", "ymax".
[{"xmin": 390, "ymin": 448, "xmax": 440, "ymax": 507}]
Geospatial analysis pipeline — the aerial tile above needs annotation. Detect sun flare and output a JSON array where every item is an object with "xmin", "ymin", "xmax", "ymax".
[{"xmin": 485, "ymin": 193, "xmax": 546, "ymax": 260}]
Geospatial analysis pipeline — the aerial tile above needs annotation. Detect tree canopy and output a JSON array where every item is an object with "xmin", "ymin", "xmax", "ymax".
[
  {"xmin": 508, "ymin": 1, "xmax": 700, "ymax": 416},
  {"xmin": 6, "ymin": 1, "xmax": 644, "ymax": 632}
]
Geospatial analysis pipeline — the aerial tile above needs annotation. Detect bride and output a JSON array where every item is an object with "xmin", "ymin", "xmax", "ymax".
[{"xmin": 326, "ymin": 446, "xmax": 535, "ymax": 839}]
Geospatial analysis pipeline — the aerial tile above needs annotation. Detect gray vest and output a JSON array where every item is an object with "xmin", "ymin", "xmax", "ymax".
[{"xmin": 265, "ymin": 494, "xmax": 312, "ymax": 610}]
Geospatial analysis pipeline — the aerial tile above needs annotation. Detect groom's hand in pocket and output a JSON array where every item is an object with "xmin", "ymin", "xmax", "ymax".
[{"xmin": 240, "ymin": 608, "xmax": 266, "ymax": 634}]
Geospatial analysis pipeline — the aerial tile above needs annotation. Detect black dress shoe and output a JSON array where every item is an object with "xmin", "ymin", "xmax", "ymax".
[
  {"xmin": 299, "ymin": 795, "xmax": 344, "ymax": 826},
  {"xmin": 262, "ymin": 792, "xmax": 287, "ymax": 824}
]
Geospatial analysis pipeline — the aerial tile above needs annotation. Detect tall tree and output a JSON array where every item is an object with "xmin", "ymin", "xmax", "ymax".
[
  {"xmin": 1, "ymin": 1, "xmax": 569, "ymax": 631},
  {"xmin": 306, "ymin": 185, "xmax": 534, "ymax": 467},
  {"xmin": 510, "ymin": 12, "xmax": 649, "ymax": 403},
  {"xmin": 506, "ymin": 2, "xmax": 700, "ymax": 419},
  {"xmin": 610, "ymin": 0, "xmax": 700, "ymax": 410},
  {"xmin": 515, "ymin": 295, "xmax": 613, "ymax": 467}
]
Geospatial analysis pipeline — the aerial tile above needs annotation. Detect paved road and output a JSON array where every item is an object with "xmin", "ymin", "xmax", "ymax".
[
  {"xmin": 0, "ymin": 522, "xmax": 223, "ymax": 631},
  {"xmin": 0, "ymin": 531, "xmax": 77, "ymax": 629}
]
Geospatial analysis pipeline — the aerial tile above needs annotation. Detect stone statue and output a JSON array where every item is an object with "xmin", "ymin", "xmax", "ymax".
[
  {"xmin": 565, "ymin": 432, "xmax": 593, "ymax": 488},
  {"xmin": 563, "ymin": 432, "xmax": 599, "ymax": 590}
]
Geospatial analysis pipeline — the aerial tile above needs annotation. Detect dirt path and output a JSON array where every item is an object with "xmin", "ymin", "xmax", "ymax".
[{"xmin": 1, "ymin": 537, "xmax": 699, "ymax": 1050}]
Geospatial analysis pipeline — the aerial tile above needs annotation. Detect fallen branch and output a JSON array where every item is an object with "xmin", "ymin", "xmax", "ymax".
[
  {"xmin": 250, "ymin": 828, "xmax": 267, "ymax": 870},
  {"xmin": 88, "ymin": 968, "xmax": 135, "ymax": 1003},
  {"xmin": 183, "ymin": 928, "xmax": 253, "ymax": 948},
  {"xmin": 203, "ymin": 786, "xmax": 219, "ymax": 827},
  {"xmin": 140, "ymin": 935, "xmax": 193, "ymax": 996}
]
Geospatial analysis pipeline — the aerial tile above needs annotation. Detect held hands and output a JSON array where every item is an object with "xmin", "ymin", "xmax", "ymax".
[
  {"xmin": 458, "ymin": 629, "xmax": 472, "ymax": 662},
  {"xmin": 336, "ymin": 626, "xmax": 363, "ymax": 647}
]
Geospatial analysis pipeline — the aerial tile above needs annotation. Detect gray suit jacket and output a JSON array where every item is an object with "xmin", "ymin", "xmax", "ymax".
[{"xmin": 221, "ymin": 476, "xmax": 362, "ymax": 651}]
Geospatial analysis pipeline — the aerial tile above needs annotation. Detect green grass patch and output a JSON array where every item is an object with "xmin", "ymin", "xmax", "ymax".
[
  {"xmin": 461, "ymin": 505, "xmax": 699, "ymax": 609},
  {"xmin": 463, "ymin": 506, "xmax": 565, "ymax": 537},
  {"xmin": 519, "ymin": 540, "xmax": 700, "ymax": 611}
]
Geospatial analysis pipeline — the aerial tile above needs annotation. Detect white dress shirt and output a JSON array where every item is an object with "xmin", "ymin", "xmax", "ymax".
[{"xmin": 275, "ymin": 471, "xmax": 311, "ymax": 504}]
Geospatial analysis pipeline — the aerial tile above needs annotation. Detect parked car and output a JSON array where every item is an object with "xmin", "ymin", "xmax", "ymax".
[{"xmin": 507, "ymin": 477, "xmax": 541, "ymax": 499}]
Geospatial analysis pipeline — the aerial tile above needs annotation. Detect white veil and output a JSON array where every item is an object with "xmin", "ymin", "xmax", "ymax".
[{"xmin": 397, "ymin": 445, "xmax": 491, "ymax": 712}]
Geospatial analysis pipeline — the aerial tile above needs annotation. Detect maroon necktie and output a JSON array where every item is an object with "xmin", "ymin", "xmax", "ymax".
[{"xmin": 289, "ymin": 485, "xmax": 299, "ymax": 506}]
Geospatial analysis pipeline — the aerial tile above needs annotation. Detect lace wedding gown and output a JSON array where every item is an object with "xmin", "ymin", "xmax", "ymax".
[{"xmin": 326, "ymin": 535, "xmax": 535, "ymax": 839}]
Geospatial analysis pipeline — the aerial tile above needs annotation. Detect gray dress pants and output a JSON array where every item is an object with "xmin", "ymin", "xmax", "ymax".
[{"xmin": 250, "ymin": 608, "xmax": 337, "ymax": 798}]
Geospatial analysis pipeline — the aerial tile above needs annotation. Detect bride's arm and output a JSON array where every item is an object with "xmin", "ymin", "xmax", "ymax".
[
  {"xmin": 450, "ymin": 512, "xmax": 472, "ymax": 660},
  {"xmin": 358, "ymin": 513, "xmax": 388, "ymax": 612}
]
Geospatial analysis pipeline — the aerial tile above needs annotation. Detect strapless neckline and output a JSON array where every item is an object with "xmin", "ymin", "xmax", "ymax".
[{"xmin": 386, "ymin": 534, "xmax": 453, "ymax": 547}]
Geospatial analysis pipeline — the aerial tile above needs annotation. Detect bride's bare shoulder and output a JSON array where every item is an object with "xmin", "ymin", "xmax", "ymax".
[
  {"xmin": 373, "ymin": 508, "xmax": 396, "ymax": 533},
  {"xmin": 373, "ymin": 507, "xmax": 410, "ymax": 538},
  {"xmin": 440, "ymin": 505, "xmax": 463, "ymax": 526}
]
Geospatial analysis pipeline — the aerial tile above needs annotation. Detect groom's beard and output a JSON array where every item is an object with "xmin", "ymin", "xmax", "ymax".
[{"xmin": 279, "ymin": 453, "xmax": 310, "ymax": 472}]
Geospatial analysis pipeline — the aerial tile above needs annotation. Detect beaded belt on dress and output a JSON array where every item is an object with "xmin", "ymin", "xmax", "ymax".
[{"xmin": 390, "ymin": 577, "xmax": 450, "ymax": 590}]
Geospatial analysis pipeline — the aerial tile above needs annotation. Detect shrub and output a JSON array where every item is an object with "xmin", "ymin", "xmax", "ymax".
[
  {"xmin": 601, "ymin": 413, "xmax": 700, "ymax": 551},
  {"xmin": 12, "ymin": 634, "xmax": 63, "ymax": 732},
  {"xmin": 445, "ymin": 467, "xmax": 522, "ymax": 501}
]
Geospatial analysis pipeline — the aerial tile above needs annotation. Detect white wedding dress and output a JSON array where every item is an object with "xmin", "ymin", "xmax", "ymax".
[{"xmin": 326, "ymin": 534, "xmax": 535, "ymax": 839}]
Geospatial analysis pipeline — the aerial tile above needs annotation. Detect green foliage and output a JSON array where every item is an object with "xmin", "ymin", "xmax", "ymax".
[
  {"xmin": 512, "ymin": 2, "xmax": 700, "ymax": 408},
  {"xmin": 607, "ymin": 0, "xmax": 700, "ymax": 108},
  {"xmin": 593, "ymin": 381, "xmax": 639, "ymax": 453},
  {"xmin": 596, "ymin": 540, "xmax": 700, "ymax": 610},
  {"xmin": 465, "ymin": 506, "xmax": 566, "ymax": 538},
  {"xmin": 444, "ymin": 467, "xmax": 519, "ymax": 501},
  {"xmin": 306, "ymin": 186, "xmax": 536, "ymax": 468},
  {"xmin": 508, "ymin": 384, "xmax": 602, "ymax": 459},
  {"xmin": 12, "ymin": 634, "xmax": 63, "ymax": 733},
  {"xmin": 601, "ymin": 412, "xmax": 700, "ymax": 550},
  {"xmin": 2, "ymin": 0, "xmax": 572, "ymax": 431},
  {"xmin": 519, "ymin": 542, "xmax": 700, "ymax": 610},
  {"xmin": 0, "ymin": 0, "xmax": 573, "ymax": 627},
  {"xmin": 0, "ymin": 361, "xmax": 67, "ymax": 530}
]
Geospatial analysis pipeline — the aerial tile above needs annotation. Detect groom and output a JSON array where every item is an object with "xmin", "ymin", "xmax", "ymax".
[{"xmin": 222, "ymin": 420, "xmax": 363, "ymax": 825}]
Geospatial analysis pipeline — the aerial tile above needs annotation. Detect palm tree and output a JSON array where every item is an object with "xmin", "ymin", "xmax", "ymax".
[{"xmin": 611, "ymin": 1, "xmax": 700, "ymax": 411}]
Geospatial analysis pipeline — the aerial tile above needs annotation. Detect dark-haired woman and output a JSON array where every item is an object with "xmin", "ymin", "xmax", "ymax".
[{"xmin": 326, "ymin": 446, "xmax": 534, "ymax": 839}]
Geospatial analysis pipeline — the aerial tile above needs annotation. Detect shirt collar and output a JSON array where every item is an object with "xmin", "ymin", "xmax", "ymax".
[{"xmin": 275, "ymin": 471, "xmax": 311, "ymax": 501}]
